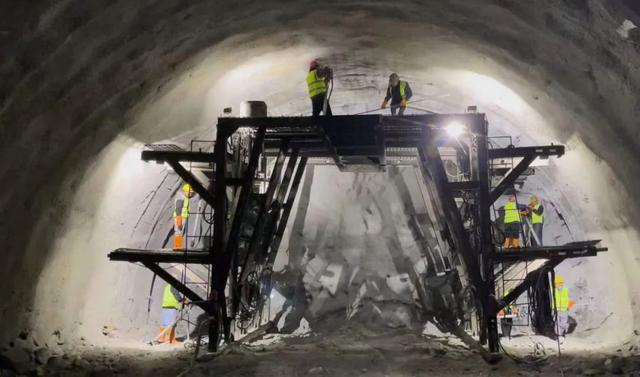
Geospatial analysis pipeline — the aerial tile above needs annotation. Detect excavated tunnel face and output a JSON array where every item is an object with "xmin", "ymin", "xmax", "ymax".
[{"xmin": 2, "ymin": 0, "xmax": 640, "ymax": 361}]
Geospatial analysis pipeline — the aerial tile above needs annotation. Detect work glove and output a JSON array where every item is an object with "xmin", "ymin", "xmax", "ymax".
[
  {"xmin": 381, "ymin": 100, "xmax": 388, "ymax": 109},
  {"xmin": 400, "ymin": 99, "xmax": 408, "ymax": 107}
]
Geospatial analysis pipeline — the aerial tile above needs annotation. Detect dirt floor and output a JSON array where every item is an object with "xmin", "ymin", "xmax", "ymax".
[
  {"xmin": 3, "ymin": 326, "xmax": 640, "ymax": 376},
  {"xmin": 179, "ymin": 328, "xmax": 640, "ymax": 377}
]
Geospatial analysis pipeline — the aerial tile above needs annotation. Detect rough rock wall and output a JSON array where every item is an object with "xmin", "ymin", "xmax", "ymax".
[{"xmin": 1, "ymin": 0, "xmax": 640, "ymax": 352}]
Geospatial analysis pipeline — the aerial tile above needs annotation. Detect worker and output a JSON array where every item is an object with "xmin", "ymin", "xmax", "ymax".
[
  {"xmin": 553, "ymin": 275, "xmax": 574, "ymax": 337},
  {"xmin": 502, "ymin": 193, "xmax": 527, "ymax": 248},
  {"xmin": 381, "ymin": 73, "xmax": 413, "ymax": 115},
  {"xmin": 174, "ymin": 183, "xmax": 195, "ymax": 250},
  {"xmin": 525, "ymin": 195, "xmax": 544, "ymax": 246},
  {"xmin": 498, "ymin": 290, "xmax": 518, "ymax": 339},
  {"xmin": 307, "ymin": 60, "xmax": 333, "ymax": 117},
  {"xmin": 159, "ymin": 283, "xmax": 184, "ymax": 344}
]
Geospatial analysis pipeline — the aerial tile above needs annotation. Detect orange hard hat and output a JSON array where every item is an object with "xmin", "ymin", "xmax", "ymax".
[{"xmin": 309, "ymin": 60, "xmax": 319, "ymax": 69}]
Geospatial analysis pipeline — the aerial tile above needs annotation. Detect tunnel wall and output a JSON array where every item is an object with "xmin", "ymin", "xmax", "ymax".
[{"xmin": 1, "ymin": 0, "xmax": 640, "ymax": 351}]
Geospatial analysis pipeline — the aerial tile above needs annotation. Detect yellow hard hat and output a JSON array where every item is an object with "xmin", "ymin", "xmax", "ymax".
[
  {"xmin": 182, "ymin": 183, "xmax": 192, "ymax": 193},
  {"xmin": 554, "ymin": 275, "xmax": 564, "ymax": 285}
]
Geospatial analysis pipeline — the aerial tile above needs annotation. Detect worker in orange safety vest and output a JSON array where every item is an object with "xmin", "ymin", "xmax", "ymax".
[{"xmin": 174, "ymin": 183, "xmax": 195, "ymax": 250}]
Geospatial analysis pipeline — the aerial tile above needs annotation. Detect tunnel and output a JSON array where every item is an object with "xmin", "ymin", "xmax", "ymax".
[{"xmin": 2, "ymin": 0, "xmax": 640, "ymax": 375}]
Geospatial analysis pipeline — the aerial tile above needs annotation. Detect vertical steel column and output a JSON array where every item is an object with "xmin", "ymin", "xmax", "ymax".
[
  {"xmin": 237, "ymin": 142, "xmax": 289, "ymax": 284},
  {"xmin": 228, "ymin": 128, "xmax": 266, "ymax": 321},
  {"xmin": 210, "ymin": 124, "xmax": 231, "ymax": 352},
  {"xmin": 475, "ymin": 119, "xmax": 499, "ymax": 352},
  {"xmin": 417, "ymin": 135, "xmax": 485, "ymax": 292}
]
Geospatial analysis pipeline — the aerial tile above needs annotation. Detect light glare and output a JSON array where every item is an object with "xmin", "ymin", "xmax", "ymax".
[{"xmin": 446, "ymin": 122, "xmax": 466, "ymax": 138}]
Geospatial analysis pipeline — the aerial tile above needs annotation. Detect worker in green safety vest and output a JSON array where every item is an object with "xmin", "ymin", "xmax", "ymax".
[
  {"xmin": 524, "ymin": 195, "xmax": 545, "ymax": 246},
  {"xmin": 381, "ymin": 73, "xmax": 413, "ymax": 115},
  {"xmin": 159, "ymin": 284, "xmax": 185, "ymax": 344},
  {"xmin": 307, "ymin": 60, "xmax": 333, "ymax": 117},
  {"xmin": 174, "ymin": 183, "xmax": 195, "ymax": 250},
  {"xmin": 502, "ymin": 193, "xmax": 527, "ymax": 248},
  {"xmin": 553, "ymin": 275, "xmax": 574, "ymax": 337}
]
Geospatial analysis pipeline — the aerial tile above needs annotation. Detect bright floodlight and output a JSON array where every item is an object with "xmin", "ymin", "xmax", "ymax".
[{"xmin": 446, "ymin": 122, "xmax": 466, "ymax": 138}]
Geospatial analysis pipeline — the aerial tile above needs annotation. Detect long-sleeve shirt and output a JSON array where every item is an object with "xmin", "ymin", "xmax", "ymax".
[
  {"xmin": 531, "ymin": 204, "xmax": 544, "ymax": 216},
  {"xmin": 171, "ymin": 286, "xmax": 183, "ymax": 302},
  {"xmin": 384, "ymin": 81, "xmax": 413, "ymax": 105}
]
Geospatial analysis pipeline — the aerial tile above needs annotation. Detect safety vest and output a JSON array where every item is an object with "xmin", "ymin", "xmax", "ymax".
[
  {"xmin": 399, "ymin": 81, "xmax": 408, "ymax": 100},
  {"xmin": 554, "ymin": 287, "xmax": 569, "ymax": 312},
  {"xmin": 174, "ymin": 197, "xmax": 190, "ymax": 219},
  {"xmin": 163, "ymin": 285, "xmax": 180, "ymax": 309},
  {"xmin": 306, "ymin": 69, "xmax": 327, "ymax": 98},
  {"xmin": 504, "ymin": 201, "xmax": 521, "ymax": 224},
  {"xmin": 531, "ymin": 204, "xmax": 544, "ymax": 224}
]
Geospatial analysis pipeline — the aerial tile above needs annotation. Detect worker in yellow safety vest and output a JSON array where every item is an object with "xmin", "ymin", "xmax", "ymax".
[
  {"xmin": 524, "ymin": 195, "xmax": 545, "ymax": 246},
  {"xmin": 502, "ymin": 193, "xmax": 527, "ymax": 248},
  {"xmin": 381, "ymin": 73, "xmax": 413, "ymax": 115},
  {"xmin": 307, "ymin": 60, "xmax": 333, "ymax": 117},
  {"xmin": 174, "ymin": 183, "xmax": 195, "ymax": 250},
  {"xmin": 159, "ymin": 284, "xmax": 185, "ymax": 344},
  {"xmin": 553, "ymin": 275, "xmax": 575, "ymax": 337}
]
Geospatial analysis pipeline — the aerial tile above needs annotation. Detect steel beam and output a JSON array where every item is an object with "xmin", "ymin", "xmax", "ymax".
[
  {"xmin": 417, "ymin": 137, "xmax": 486, "ymax": 300},
  {"xmin": 492, "ymin": 242, "xmax": 606, "ymax": 263},
  {"xmin": 256, "ymin": 149, "xmax": 300, "ymax": 265},
  {"xmin": 108, "ymin": 248, "xmax": 210, "ymax": 264},
  {"xmin": 141, "ymin": 150, "xmax": 215, "ymax": 163},
  {"xmin": 143, "ymin": 262, "xmax": 211, "ymax": 314},
  {"xmin": 489, "ymin": 145, "xmax": 565, "ymax": 159},
  {"xmin": 167, "ymin": 160, "xmax": 216, "ymax": 209},
  {"xmin": 227, "ymin": 128, "xmax": 266, "ymax": 319},
  {"xmin": 496, "ymin": 258, "xmax": 564, "ymax": 312},
  {"xmin": 265, "ymin": 157, "xmax": 307, "ymax": 267},
  {"xmin": 239, "ymin": 143, "xmax": 289, "ymax": 285},
  {"xmin": 210, "ymin": 125, "xmax": 231, "ymax": 352},
  {"xmin": 489, "ymin": 155, "xmax": 536, "ymax": 204}
]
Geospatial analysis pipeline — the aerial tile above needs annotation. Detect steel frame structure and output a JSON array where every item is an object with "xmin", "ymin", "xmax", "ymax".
[{"xmin": 108, "ymin": 113, "xmax": 606, "ymax": 356}]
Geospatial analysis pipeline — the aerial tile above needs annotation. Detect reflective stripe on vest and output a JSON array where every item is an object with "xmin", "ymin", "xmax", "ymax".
[
  {"xmin": 399, "ymin": 81, "xmax": 407, "ymax": 100},
  {"xmin": 554, "ymin": 287, "xmax": 569, "ymax": 312},
  {"xmin": 307, "ymin": 70, "xmax": 327, "ymax": 98},
  {"xmin": 163, "ymin": 285, "xmax": 180, "ymax": 309},
  {"xmin": 504, "ymin": 201, "xmax": 521, "ymax": 224},
  {"xmin": 531, "ymin": 204, "xmax": 544, "ymax": 224}
]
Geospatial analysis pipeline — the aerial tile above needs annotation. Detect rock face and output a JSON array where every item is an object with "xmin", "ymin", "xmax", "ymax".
[{"xmin": 0, "ymin": 331, "xmax": 68, "ymax": 374}]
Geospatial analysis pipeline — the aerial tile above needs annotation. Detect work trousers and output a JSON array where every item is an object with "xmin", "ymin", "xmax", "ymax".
[
  {"xmin": 162, "ymin": 308, "xmax": 178, "ymax": 328},
  {"xmin": 390, "ymin": 105, "xmax": 406, "ymax": 116},
  {"xmin": 501, "ymin": 318, "xmax": 513, "ymax": 339},
  {"xmin": 556, "ymin": 311, "xmax": 569, "ymax": 336},
  {"xmin": 311, "ymin": 93, "xmax": 332, "ymax": 117},
  {"xmin": 532, "ymin": 223, "xmax": 543, "ymax": 246},
  {"xmin": 504, "ymin": 222, "xmax": 521, "ymax": 239}
]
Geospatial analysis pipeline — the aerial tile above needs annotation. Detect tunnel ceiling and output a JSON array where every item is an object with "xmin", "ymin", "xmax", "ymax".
[{"xmin": 2, "ymin": 0, "xmax": 640, "ymax": 347}]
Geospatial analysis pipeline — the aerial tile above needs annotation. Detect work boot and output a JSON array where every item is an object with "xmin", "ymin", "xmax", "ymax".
[
  {"xmin": 512, "ymin": 239, "xmax": 521, "ymax": 248},
  {"xmin": 169, "ymin": 327, "xmax": 182, "ymax": 345},
  {"xmin": 173, "ymin": 235, "xmax": 184, "ymax": 250},
  {"xmin": 502, "ymin": 238, "xmax": 511, "ymax": 248},
  {"xmin": 158, "ymin": 327, "xmax": 167, "ymax": 343}
]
